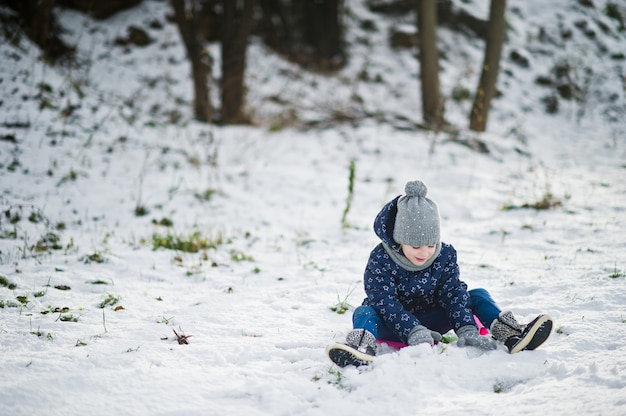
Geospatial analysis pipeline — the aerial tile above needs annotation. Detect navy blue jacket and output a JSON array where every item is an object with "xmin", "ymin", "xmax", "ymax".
[{"xmin": 361, "ymin": 196, "xmax": 476, "ymax": 342}]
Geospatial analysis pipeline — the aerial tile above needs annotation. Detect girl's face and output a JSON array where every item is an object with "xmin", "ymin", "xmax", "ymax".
[{"xmin": 400, "ymin": 244, "xmax": 437, "ymax": 266}]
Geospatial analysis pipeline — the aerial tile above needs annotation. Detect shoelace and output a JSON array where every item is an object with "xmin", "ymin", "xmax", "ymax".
[{"xmin": 356, "ymin": 331, "xmax": 369, "ymax": 352}]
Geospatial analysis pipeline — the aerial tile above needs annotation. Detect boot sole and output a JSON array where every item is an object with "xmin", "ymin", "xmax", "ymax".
[
  {"xmin": 509, "ymin": 314, "xmax": 553, "ymax": 354},
  {"xmin": 325, "ymin": 343, "xmax": 374, "ymax": 367}
]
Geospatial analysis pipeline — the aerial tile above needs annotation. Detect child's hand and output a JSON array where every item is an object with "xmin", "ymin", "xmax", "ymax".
[
  {"xmin": 456, "ymin": 325, "xmax": 498, "ymax": 350},
  {"xmin": 407, "ymin": 325, "xmax": 442, "ymax": 346}
]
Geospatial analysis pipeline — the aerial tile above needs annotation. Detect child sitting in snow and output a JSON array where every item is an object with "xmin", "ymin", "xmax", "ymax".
[{"xmin": 326, "ymin": 180, "xmax": 553, "ymax": 367}]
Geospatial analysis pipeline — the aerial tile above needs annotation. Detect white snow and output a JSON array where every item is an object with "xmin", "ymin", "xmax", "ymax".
[{"xmin": 1, "ymin": 1, "xmax": 625, "ymax": 415}]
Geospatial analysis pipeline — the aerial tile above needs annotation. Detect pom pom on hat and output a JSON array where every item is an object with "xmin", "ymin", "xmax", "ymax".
[
  {"xmin": 393, "ymin": 180, "xmax": 440, "ymax": 247},
  {"xmin": 404, "ymin": 180, "xmax": 428, "ymax": 197}
]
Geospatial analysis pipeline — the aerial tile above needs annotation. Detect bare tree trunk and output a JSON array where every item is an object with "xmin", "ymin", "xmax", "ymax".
[
  {"xmin": 221, "ymin": 0, "xmax": 256, "ymax": 124},
  {"xmin": 4, "ymin": 0, "xmax": 73, "ymax": 62},
  {"xmin": 55, "ymin": 0, "xmax": 142, "ymax": 20},
  {"xmin": 417, "ymin": 0, "xmax": 442, "ymax": 128},
  {"xmin": 302, "ymin": 0, "xmax": 345, "ymax": 70},
  {"xmin": 29, "ymin": 0, "xmax": 54, "ymax": 48},
  {"xmin": 257, "ymin": 0, "xmax": 293, "ymax": 55},
  {"xmin": 170, "ymin": 0, "xmax": 212, "ymax": 123},
  {"xmin": 469, "ymin": 0, "xmax": 507, "ymax": 132}
]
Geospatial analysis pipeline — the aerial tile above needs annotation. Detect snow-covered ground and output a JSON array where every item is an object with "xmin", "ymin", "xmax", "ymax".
[{"xmin": 1, "ymin": 1, "xmax": 625, "ymax": 415}]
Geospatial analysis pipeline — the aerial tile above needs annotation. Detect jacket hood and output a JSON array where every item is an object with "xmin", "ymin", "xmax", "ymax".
[{"xmin": 373, "ymin": 195, "xmax": 402, "ymax": 250}]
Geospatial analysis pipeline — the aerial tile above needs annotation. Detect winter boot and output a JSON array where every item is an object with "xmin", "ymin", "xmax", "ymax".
[
  {"xmin": 490, "ymin": 311, "xmax": 553, "ymax": 354},
  {"xmin": 326, "ymin": 329, "xmax": 377, "ymax": 367}
]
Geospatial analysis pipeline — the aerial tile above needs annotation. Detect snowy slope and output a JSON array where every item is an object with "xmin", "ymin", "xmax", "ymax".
[{"xmin": 1, "ymin": 0, "xmax": 625, "ymax": 415}]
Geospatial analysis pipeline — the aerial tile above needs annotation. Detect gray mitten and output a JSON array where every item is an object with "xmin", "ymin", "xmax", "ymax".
[
  {"xmin": 407, "ymin": 325, "xmax": 443, "ymax": 346},
  {"xmin": 456, "ymin": 325, "xmax": 497, "ymax": 350}
]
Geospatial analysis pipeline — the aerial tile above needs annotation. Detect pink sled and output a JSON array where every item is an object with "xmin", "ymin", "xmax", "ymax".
[{"xmin": 376, "ymin": 315, "xmax": 489, "ymax": 349}]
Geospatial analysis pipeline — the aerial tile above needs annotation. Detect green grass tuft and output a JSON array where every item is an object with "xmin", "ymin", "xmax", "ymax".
[
  {"xmin": 99, "ymin": 294, "xmax": 121, "ymax": 309},
  {"xmin": 152, "ymin": 231, "xmax": 225, "ymax": 253}
]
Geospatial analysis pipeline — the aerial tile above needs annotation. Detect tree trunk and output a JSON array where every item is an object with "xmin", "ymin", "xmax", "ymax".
[
  {"xmin": 29, "ymin": 0, "xmax": 53, "ymax": 49},
  {"xmin": 302, "ymin": 0, "xmax": 345, "ymax": 70},
  {"xmin": 56, "ymin": 0, "xmax": 142, "ymax": 20},
  {"xmin": 417, "ymin": 0, "xmax": 442, "ymax": 128},
  {"xmin": 3, "ymin": 0, "xmax": 73, "ymax": 62},
  {"xmin": 170, "ymin": 0, "xmax": 212, "ymax": 123},
  {"xmin": 257, "ymin": 0, "xmax": 292, "ymax": 54},
  {"xmin": 469, "ymin": 0, "xmax": 507, "ymax": 132},
  {"xmin": 221, "ymin": 0, "xmax": 256, "ymax": 124}
]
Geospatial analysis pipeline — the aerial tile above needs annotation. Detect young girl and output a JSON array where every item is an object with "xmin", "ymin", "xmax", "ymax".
[{"xmin": 326, "ymin": 180, "xmax": 553, "ymax": 367}]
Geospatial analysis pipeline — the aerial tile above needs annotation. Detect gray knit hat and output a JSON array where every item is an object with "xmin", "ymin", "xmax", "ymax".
[{"xmin": 392, "ymin": 180, "xmax": 440, "ymax": 246}]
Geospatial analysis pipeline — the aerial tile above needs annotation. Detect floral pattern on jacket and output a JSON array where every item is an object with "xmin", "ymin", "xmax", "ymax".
[{"xmin": 361, "ymin": 195, "xmax": 476, "ymax": 342}]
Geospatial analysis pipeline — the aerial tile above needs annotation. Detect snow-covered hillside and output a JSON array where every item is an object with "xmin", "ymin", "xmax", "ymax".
[{"xmin": 1, "ymin": 1, "xmax": 625, "ymax": 415}]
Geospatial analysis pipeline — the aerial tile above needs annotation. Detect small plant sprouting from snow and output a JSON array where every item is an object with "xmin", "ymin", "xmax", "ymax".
[
  {"xmin": 493, "ymin": 379, "xmax": 525, "ymax": 393},
  {"xmin": 99, "ymin": 294, "xmax": 121, "ymax": 309},
  {"xmin": 341, "ymin": 160, "xmax": 356, "ymax": 229},
  {"xmin": 172, "ymin": 327, "xmax": 192, "ymax": 344},
  {"xmin": 59, "ymin": 314, "xmax": 79, "ymax": 322},
  {"xmin": 501, "ymin": 192, "xmax": 563, "ymax": 211},
  {"xmin": 80, "ymin": 251, "xmax": 106, "ymax": 264},
  {"xmin": 151, "ymin": 231, "xmax": 226, "ymax": 253},
  {"xmin": 330, "ymin": 284, "xmax": 357, "ymax": 315},
  {"xmin": 0, "ymin": 275, "xmax": 17, "ymax": 289},
  {"xmin": 321, "ymin": 367, "xmax": 349, "ymax": 390},
  {"xmin": 608, "ymin": 263, "xmax": 624, "ymax": 278},
  {"xmin": 230, "ymin": 249, "xmax": 254, "ymax": 262}
]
